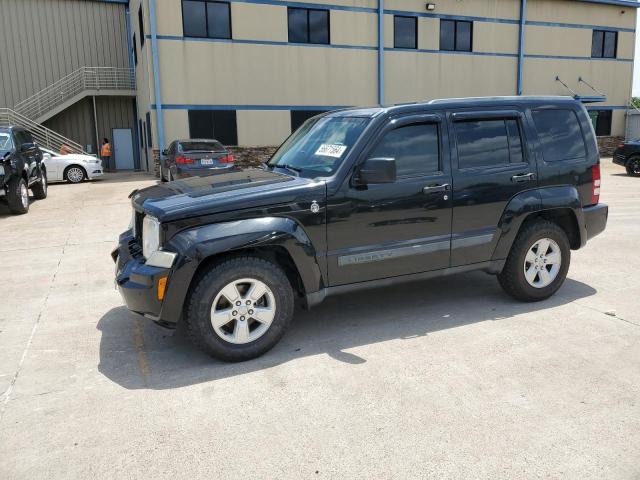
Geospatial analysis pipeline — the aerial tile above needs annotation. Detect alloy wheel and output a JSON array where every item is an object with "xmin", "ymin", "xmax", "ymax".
[
  {"xmin": 631, "ymin": 159, "xmax": 640, "ymax": 175},
  {"xmin": 210, "ymin": 278, "xmax": 276, "ymax": 344},
  {"xmin": 20, "ymin": 182, "xmax": 28, "ymax": 208},
  {"xmin": 67, "ymin": 167, "xmax": 84, "ymax": 183},
  {"xmin": 523, "ymin": 238, "xmax": 562, "ymax": 288}
]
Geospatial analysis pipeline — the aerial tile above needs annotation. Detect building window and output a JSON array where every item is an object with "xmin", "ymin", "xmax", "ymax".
[
  {"xmin": 182, "ymin": 0, "xmax": 231, "ymax": 39},
  {"xmin": 290, "ymin": 110, "xmax": 328, "ymax": 132},
  {"xmin": 132, "ymin": 34, "xmax": 138, "ymax": 66},
  {"xmin": 394, "ymin": 16, "xmax": 417, "ymax": 49},
  {"xmin": 592, "ymin": 30, "xmax": 617, "ymax": 58},
  {"xmin": 454, "ymin": 119, "xmax": 524, "ymax": 169},
  {"xmin": 589, "ymin": 110, "xmax": 613, "ymax": 136},
  {"xmin": 288, "ymin": 8, "xmax": 329, "ymax": 44},
  {"xmin": 140, "ymin": 119, "xmax": 145, "ymax": 149},
  {"xmin": 146, "ymin": 112, "xmax": 153, "ymax": 147},
  {"xmin": 138, "ymin": 5, "xmax": 145, "ymax": 47},
  {"xmin": 188, "ymin": 110, "xmax": 238, "ymax": 146},
  {"xmin": 440, "ymin": 20, "xmax": 472, "ymax": 52}
]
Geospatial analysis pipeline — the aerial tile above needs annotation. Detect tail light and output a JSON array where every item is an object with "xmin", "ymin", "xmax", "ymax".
[
  {"xmin": 219, "ymin": 154, "xmax": 235, "ymax": 164},
  {"xmin": 175, "ymin": 156, "xmax": 193, "ymax": 164},
  {"xmin": 591, "ymin": 163, "xmax": 601, "ymax": 205},
  {"xmin": 618, "ymin": 144, "xmax": 625, "ymax": 149}
]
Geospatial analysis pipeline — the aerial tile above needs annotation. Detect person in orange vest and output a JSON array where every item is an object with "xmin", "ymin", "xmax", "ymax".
[{"xmin": 101, "ymin": 138, "xmax": 112, "ymax": 171}]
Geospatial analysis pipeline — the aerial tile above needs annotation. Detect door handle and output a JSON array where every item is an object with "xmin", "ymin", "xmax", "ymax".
[
  {"xmin": 511, "ymin": 173, "xmax": 535, "ymax": 183},
  {"xmin": 422, "ymin": 183, "xmax": 450, "ymax": 194}
]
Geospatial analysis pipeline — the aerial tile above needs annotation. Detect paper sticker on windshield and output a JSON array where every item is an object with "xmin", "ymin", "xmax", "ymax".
[{"xmin": 315, "ymin": 144, "xmax": 347, "ymax": 158}]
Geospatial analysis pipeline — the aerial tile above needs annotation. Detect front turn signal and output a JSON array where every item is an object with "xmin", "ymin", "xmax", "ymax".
[{"xmin": 157, "ymin": 276, "xmax": 168, "ymax": 301}]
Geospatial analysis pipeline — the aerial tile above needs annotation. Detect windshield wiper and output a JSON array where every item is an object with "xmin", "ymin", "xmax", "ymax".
[{"xmin": 275, "ymin": 164, "xmax": 302, "ymax": 175}]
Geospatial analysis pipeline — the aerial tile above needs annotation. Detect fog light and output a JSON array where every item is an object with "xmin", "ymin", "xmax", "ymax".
[{"xmin": 157, "ymin": 276, "xmax": 168, "ymax": 301}]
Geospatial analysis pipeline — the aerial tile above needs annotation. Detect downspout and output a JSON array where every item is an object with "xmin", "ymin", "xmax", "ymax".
[
  {"xmin": 125, "ymin": 5, "xmax": 140, "ymax": 170},
  {"xmin": 148, "ymin": 0, "xmax": 166, "ymax": 157},
  {"xmin": 517, "ymin": 0, "xmax": 527, "ymax": 95},
  {"xmin": 378, "ymin": 0, "xmax": 384, "ymax": 106}
]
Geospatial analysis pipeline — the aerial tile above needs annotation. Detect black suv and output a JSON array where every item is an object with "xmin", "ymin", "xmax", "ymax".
[
  {"xmin": 113, "ymin": 96, "xmax": 608, "ymax": 362},
  {"xmin": 0, "ymin": 127, "xmax": 47, "ymax": 214}
]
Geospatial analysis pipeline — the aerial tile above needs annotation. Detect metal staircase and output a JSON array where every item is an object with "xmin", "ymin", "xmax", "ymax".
[
  {"xmin": 14, "ymin": 67, "xmax": 135, "ymax": 123},
  {"xmin": 0, "ymin": 108, "xmax": 86, "ymax": 154}
]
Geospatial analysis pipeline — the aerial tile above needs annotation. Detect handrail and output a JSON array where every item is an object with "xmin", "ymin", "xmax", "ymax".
[
  {"xmin": 0, "ymin": 108, "xmax": 87, "ymax": 154},
  {"xmin": 14, "ymin": 67, "xmax": 135, "ymax": 121}
]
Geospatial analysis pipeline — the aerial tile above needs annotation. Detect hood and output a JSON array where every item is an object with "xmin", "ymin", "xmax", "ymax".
[{"xmin": 132, "ymin": 167, "xmax": 325, "ymax": 222}]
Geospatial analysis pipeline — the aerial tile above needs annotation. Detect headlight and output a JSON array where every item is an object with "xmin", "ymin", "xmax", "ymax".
[{"xmin": 142, "ymin": 216, "xmax": 160, "ymax": 259}]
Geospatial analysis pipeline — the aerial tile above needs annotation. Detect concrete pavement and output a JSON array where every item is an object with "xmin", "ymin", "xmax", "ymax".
[{"xmin": 0, "ymin": 164, "xmax": 638, "ymax": 479}]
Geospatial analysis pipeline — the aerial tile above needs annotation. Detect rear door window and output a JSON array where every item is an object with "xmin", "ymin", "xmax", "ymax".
[
  {"xmin": 532, "ymin": 109, "xmax": 586, "ymax": 162},
  {"xmin": 455, "ymin": 120, "xmax": 510, "ymax": 169}
]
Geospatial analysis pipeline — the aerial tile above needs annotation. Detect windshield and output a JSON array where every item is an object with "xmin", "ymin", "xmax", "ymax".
[
  {"xmin": 0, "ymin": 133, "xmax": 13, "ymax": 156},
  {"xmin": 179, "ymin": 141, "xmax": 225, "ymax": 152},
  {"xmin": 268, "ymin": 116, "xmax": 370, "ymax": 177}
]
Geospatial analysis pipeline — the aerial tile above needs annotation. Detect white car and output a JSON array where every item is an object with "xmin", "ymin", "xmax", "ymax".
[{"xmin": 41, "ymin": 147, "xmax": 104, "ymax": 183}]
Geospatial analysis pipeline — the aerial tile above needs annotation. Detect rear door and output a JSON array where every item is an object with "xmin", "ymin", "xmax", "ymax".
[{"xmin": 448, "ymin": 109, "xmax": 537, "ymax": 266}]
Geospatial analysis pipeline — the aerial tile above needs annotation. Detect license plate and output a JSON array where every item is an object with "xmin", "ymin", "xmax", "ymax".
[{"xmin": 200, "ymin": 158, "xmax": 214, "ymax": 165}]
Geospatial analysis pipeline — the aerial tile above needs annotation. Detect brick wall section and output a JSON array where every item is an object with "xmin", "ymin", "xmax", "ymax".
[
  {"xmin": 597, "ymin": 136, "xmax": 623, "ymax": 157},
  {"xmin": 227, "ymin": 146, "xmax": 278, "ymax": 168},
  {"xmin": 153, "ymin": 149, "xmax": 160, "ymax": 177}
]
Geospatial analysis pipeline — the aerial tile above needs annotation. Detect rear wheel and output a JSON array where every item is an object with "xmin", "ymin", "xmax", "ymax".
[
  {"xmin": 626, "ymin": 156, "xmax": 640, "ymax": 177},
  {"xmin": 7, "ymin": 176, "xmax": 29, "ymax": 214},
  {"xmin": 185, "ymin": 256, "xmax": 294, "ymax": 362},
  {"xmin": 498, "ymin": 220, "xmax": 571, "ymax": 302},
  {"xmin": 65, "ymin": 165, "xmax": 86, "ymax": 183},
  {"xmin": 31, "ymin": 169, "xmax": 47, "ymax": 199},
  {"xmin": 160, "ymin": 163, "xmax": 167, "ymax": 182}
]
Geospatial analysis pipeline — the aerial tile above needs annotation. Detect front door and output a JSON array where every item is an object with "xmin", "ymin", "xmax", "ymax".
[
  {"xmin": 113, "ymin": 128, "xmax": 135, "ymax": 170},
  {"xmin": 448, "ymin": 109, "xmax": 538, "ymax": 266},
  {"xmin": 327, "ymin": 114, "xmax": 453, "ymax": 286}
]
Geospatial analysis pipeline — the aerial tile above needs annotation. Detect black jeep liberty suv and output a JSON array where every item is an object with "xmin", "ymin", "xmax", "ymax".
[{"xmin": 113, "ymin": 96, "xmax": 608, "ymax": 362}]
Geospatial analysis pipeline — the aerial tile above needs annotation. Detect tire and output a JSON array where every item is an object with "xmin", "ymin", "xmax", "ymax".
[
  {"xmin": 498, "ymin": 220, "xmax": 571, "ymax": 302},
  {"xmin": 626, "ymin": 156, "xmax": 640, "ymax": 177},
  {"xmin": 185, "ymin": 256, "xmax": 295, "ymax": 362},
  {"xmin": 31, "ymin": 169, "xmax": 47, "ymax": 199},
  {"xmin": 64, "ymin": 165, "xmax": 86, "ymax": 184},
  {"xmin": 7, "ymin": 176, "xmax": 29, "ymax": 214},
  {"xmin": 160, "ymin": 163, "xmax": 167, "ymax": 182}
]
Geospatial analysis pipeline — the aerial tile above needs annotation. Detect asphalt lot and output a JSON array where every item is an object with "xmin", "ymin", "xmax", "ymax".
[{"xmin": 0, "ymin": 162, "xmax": 638, "ymax": 479}]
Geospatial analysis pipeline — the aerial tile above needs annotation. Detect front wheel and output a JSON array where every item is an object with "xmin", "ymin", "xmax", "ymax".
[
  {"xmin": 185, "ymin": 256, "xmax": 294, "ymax": 362},
  {"xmin": 7, "ymin": 176, "xmax": 29, "ymax": 214},
  {"xmin": 65, "ymin": 165, "xmax": 86, "ymax": 183},
  {"xmin": 498, "ymin": 220, "xmax": 571, "ymax": 302}
]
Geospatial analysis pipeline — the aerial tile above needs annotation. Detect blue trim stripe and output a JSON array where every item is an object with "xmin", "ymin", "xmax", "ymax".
[
  {"xmin": 154, "ymin": 34, "xmax": 377, "ymax": 50},
  {"xmin": 153, "ymin": 104, "xmax": 629, "ymax": 111},
  {"xmin": 153, "ymin": 35, "xmax": 633, "ymax": 62},
  {"xmin": 383, "ymin": 8, "xmax": 519, "ymax": 25},
  {"xmin": 154, "ymin": 104, "xmax": 348, "ymax": 111},
  {"xmin": 526, "ymin": 20, "xmax": 634, "ymax": 33},
  {"xmin": 231, "ymin": 0, "xmax": 375, "ymax": 13}
]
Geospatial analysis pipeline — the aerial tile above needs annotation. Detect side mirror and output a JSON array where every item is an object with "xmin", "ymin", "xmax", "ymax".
[
  {"xmin": 20, "ymin": 142, "xmax": 36, "ymax": 152},
  {"xmin": 357, "ymin": 157, "xmax": 396, "ymax": 185}
]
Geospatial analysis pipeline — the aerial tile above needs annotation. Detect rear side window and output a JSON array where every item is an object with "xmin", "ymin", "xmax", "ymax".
[
  {"xmin": 369, "ymin": 123, "xmax": 440, "ymax": 177},
  {"xmin": 532, "ymin": 109, "xmax": 586, "ymax": 162},
  {"xmin": 455, "ymin": 119, "xmax": 524, "ymax": 169}
]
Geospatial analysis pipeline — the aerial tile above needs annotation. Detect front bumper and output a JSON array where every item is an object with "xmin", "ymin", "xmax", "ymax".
[
  {"xmin": 112, "ymin": 231, "xmax": 176, "ymax": 328},
  {"xmin": 583, "ymin": 203, "xmax": 608, "ymax": 242}
]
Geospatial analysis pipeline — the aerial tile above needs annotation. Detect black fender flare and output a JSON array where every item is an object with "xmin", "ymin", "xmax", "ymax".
[
  {"xmin": 491, "ymin": 186, "xmax": 585, "ymax": 261},
  {"xmin": 159, "ymin": 217, "xmax": 323, "ymax": 323}
]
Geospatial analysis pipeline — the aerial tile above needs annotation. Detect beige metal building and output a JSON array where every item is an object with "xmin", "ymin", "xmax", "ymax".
[
  {"xmin": 129, "ymin": 0, "xmax": 637, "ymax": 166},
  {"xmin": 0, "ymin": 0, "xmax": 637, "ymax": 171}
]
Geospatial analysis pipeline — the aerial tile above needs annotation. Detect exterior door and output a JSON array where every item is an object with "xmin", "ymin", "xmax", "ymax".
[
  {"xmin": 327, "ymin": 114, "xmax": 453, "ymax": 286},
  {"xmin": 448, "ymin": 109, "xmax": 537, "ymax": 266},
  {"xmin": 113, "ymin": 128, "xmax": 135, "ymax": 170}
]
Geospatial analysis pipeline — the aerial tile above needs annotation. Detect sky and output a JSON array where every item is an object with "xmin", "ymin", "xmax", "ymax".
[{"xmin": 634, "ymin": 15, "xmax": 640, "ymax": 96}]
